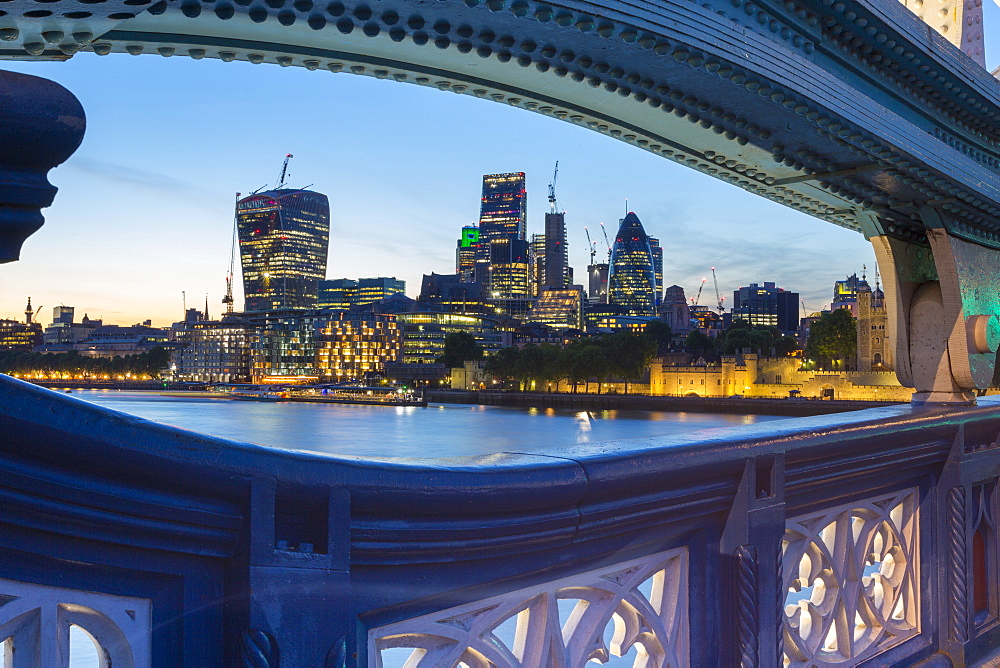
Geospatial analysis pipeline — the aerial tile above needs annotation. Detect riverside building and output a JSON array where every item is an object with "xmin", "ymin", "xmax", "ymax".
[{"xmin": 236, "ymin": 189, "xmax": 330, "ymax": 312}]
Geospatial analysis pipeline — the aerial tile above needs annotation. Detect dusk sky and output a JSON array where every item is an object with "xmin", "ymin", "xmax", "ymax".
[{"xmin": 2, "ymin": 11, "xmax": 999, "ymax": 327}]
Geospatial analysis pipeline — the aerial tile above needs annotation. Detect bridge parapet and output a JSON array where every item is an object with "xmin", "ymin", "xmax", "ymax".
[{"xmin": 4, "ymin": 375, "xmax": 1000, "ymax": 665}]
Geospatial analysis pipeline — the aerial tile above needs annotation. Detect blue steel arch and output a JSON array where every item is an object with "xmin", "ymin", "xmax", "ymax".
[{"xmin": 2, "ymin": 0, "xmax": 1000, "ymax": 252}]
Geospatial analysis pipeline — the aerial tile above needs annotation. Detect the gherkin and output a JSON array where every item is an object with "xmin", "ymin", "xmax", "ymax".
[{"xmin": 608, "ymin": 212, "xmax": 656, "ymax": 317}]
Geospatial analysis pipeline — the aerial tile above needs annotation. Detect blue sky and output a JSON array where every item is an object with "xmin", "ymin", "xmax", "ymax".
[{"xmin": 2, "ymin": 11, "xmax": 999, "ymax": 326}]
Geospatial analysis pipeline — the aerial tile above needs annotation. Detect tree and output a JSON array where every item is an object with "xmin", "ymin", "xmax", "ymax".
[
  {"xmin": 643, "ymin": 320, "xmax": 673, "ymax": 349},
  {"xmin": 436, "ymin": 332, "xmax": 484, "ymax": 369},
  {"xmin": 484, "ymin": 345, "xmax": 519, "ymax": 388},
  {"xmin": 684, "ymin": 330, "xmax": 715, "ymax": 358},
  {"xmin": 773, "ymin": 334, "xmax": 800, "ymax": 357},
  {"xmin": 606, "ymin": 331, "xmax": 657, "ymax": 394},
  {"xmin": 806, "ymin": 308, "xmax": 857, "ymax": 369}
]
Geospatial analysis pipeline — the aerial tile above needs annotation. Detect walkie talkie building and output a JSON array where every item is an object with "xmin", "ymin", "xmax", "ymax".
[{"xmin": 236, "ymin": 189, "xmax": 330, "ymax": 312}]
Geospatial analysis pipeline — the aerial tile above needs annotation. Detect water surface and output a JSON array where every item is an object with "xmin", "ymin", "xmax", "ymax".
[{"xmin": 72, "ymin": 389, "xmax": 788, "ymax": 458}]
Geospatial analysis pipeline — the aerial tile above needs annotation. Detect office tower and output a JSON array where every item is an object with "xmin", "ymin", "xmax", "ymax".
[
  {"xmin": 543, "ymin": 211, "xmax": 569, "ymax": 290},
  {"xmin": 588, "ymin": 264, "xmax": 609, "ymax": 303},
  {"xmin": 236, "ymin": 189, "xmax": 330, "ymax": 312},
  {"xmin": 526, "ymin": 287, "xmax": 584, "ymax": 330},
  {"xmin": 649, "ymin": 237, "xmax": 663, "ymax": 304},
  {"xmin": 488, "ymin": 237, "xmax": 531, "ymax": 297},
  {"xmin": 318, "ymin": 277, "xmax": 406, "ymax": 311},
  {"xmin": 478, "ymin": 173, "xmax": 529, "ymax": 297},
  {"xmin": 607, "ymin": 212, "xmax": 657, "ymax": 317},
  {"xmin": 530, "ymin": 234, "xmax": 546, "ymax": 296},
  {"xmin": 456, "ymin": 226, "xmax": 479, "ymax": 282},
  {"xmin": 478, "ymin": 173, "xmax": 527, "ymax": 243},
  {"xmin": 731, "ymin": 282, "xmax": 800, "ymax": 333}
]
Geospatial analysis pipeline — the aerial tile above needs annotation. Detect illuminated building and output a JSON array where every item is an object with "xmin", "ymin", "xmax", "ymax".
[
  {"xmin": 855, "ymin": 275, "xmax": 891, "ymax": 371},
  {"xmin": 525, "ymin": 288, "xmax": 583, "ymax": 331},
  {"xmin": 478, "ymin": 173, "xmax": 529, "ymax": 297},
  {"xmin": 456, "ymin": 226, "xmax": 479, "ymax": 282},
  {"xmin": 488, "ymin": 237, "xmax": 531, "ymax": 298},
  {"xmin": 731, "ymin": 282, "xmax": 800, "ymax": 333},
  {"xmin": 530, "ymin": 234, "xmax": 546, "ymax": 296},
  {"xmin": 831, "ymin": 271, "xmax": 870, "ymax": 317},
  {"xmin": 419, "ymin": 273, "xmax": 486, "ymax": 313},
  {"xmin": 0, "ymin": 320, "xmax": 41, "ymax": 350},
  {"xmin": 607, "ymin": 212, "xmax": 657, "ymax": 317},
  {"xmin": 172, "ymin": 317, "xmax": 251, "ymax": 383},
  {"xmin": 317, "ymin": 277, "xmax": 406, "ymax": 311},
  {"xmin": 315, "ymin": 313, "xmax": 401, "ymax": 382},
  {"xmin": 317, "ymin": 279, "xmax": 356, "ymax": 310},
  {"xmin": 588, "ymin": 263, "xmax": 609, "ymax": 303},
  {"xmin": 478, "ymin": 173, "xmax": 526, "ymax": 242},
  {"xmin": 42, "ymin": 306, "xmax": 101, "ymax": 345},
  {"xmin": 247, "ymin": 309, "xmax": 325, "ymax": 383},
  {"xmin": 649, "ymin": 237, "xmax": 663, "ymax": 304},
  {"xmin": 589, "ymin": 313, "xmax": 659, "ymax": 333},
  {"xmin": 544, "ymin": 212, "xmax": 570, "ymax": 290},
  {"xmin": 236, "ymin": 189, "xmax": 330, "ymax": 312},
  {"xmin": 690, "ymin": 306, "xmax": 725, "ymax": 337},
  {"xmin": 396, "ymin": 312, "xmax": 503, "ymax": 364}
]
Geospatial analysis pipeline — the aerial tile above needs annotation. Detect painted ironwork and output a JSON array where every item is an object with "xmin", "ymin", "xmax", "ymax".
[{"xmin": 368, "ymin": 548, "xmax": 689, "ymax": 667}]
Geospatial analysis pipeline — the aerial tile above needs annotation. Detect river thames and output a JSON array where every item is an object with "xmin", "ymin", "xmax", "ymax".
[
  {"xmin": 72, "ymin": 389, "xmax": 789, "ymax": 458},
  {"xmin": 65, "ymin": 389, "xmax": 788, "ymax": 666}
]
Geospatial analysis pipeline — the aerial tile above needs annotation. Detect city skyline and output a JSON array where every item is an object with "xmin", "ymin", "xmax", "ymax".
[{"xmin": 7, "ymin": 41, "xmax": 991, "ymax": 324}]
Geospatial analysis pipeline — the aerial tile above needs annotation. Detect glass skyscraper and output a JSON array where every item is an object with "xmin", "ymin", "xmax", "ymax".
[
  {"xmin": 608, "ymin": 212, "xmax": 657, "ymax": 317},
  {"xmin": 237, "ymin": 189, "xmax": 330, "ymax": 312},
  {"xmin": 478, "ymin": 173, "xmax": 526, "ymax": 242}
]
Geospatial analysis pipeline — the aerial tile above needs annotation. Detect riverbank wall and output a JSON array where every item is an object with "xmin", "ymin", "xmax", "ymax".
[{"xmin": 424, "ymin": 390, "xmax": 905, "ymax": 417}]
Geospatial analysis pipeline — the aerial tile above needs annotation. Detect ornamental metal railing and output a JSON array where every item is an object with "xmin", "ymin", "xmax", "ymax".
[{"xmin": 1, "ymin": 373, "xmax": 999, "ymax": 666}]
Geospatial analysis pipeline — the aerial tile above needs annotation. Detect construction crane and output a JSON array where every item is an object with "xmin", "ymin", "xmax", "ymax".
[
  {"xmin": 800, "ymin": 298, "xmax": 808, "ymax": 318},
  {"xmin": 222, "ymin": 192, "xmax": 240, "ymax": 314},
  {"xmin": 599, "ymin": 222, "xmax": 613, "ymax": 261},
  {"xmin": 275, "ymin": 153, "xmax": 293, "ymax": 189},
  {"xmin": 711, "ymin": 267, "xmax": 725, "ymax": 314},
  {"xmin": 584, "ymin": 226, "xmax": 597, "ymax": 264},
  {"xmin": 691, "ymin": 277, "xmax": 707, "ymax": 307},
  {"xmin": 547, "ymin": 161, "xmax": 560, "ymax": 214}
]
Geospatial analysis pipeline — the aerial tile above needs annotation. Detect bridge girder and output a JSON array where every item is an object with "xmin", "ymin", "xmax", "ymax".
[{"xmin": 2, "ymin": 0, "xmax": 1000, "ymax": 399}]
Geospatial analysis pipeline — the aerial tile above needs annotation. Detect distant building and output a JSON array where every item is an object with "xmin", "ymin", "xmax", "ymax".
[
  {"xmin": 418, "ymin": 273, "xmax": 485, "ymax": 313},
  {"xmin": 649, "ymin": 237, "xmax": 663, "ymax": 306},
  {"xmin": 42, "ymin": 306, "xmax": 101, "ymax": 346},
  {"xmin": 526, "ymin": 288, "xmax": 583, "ymax": 331},
  {"xmin": 543, "ymin": 211, "xmax": 569, "ymax": 290},
  {"xmin": 317, "ymin": 277, "xmax": 406, "ymax": 311},
  {"xmin": 74, "ymin": 324, "xmax": 169, "ymax": 358},
  {"xmin": 530, "ymin": 233, "xmax": 546, "ymax": 296},
  {"xmin": 247, "ymin": 309, "xmax": 326, "ymax": 383},
  {"xmin": 607, "ymin": 212, "xmax": 657, "ymax": 317},
  {"xmin": 478, "ymin": 173, "xmax": 526, "ymax": 243},
  {"xmin": 0, "ymin": 320, "xmax": 42, "ymax": 351},
  {"xmin": 456, "ymin": 225, "xmax": 479, "ymax": 282},
  {"xmin": 588, "ymin": 263, "xmax": 609, "ymax": 303},
  {"xmin": 832, "ymin": 271, "xmax": 869, "ymax": 317},
  {"xmin": 315, "ymin": 313, "xmax": 401, "ymax": 382},
  {"xmin": 731, "ymin": 282, "xmax": 799, "ymax": 333},
  {"xmin": 396, "ymin": 312, "xmax": 503, "ymax": 364},
  {"xmin": 478, "ymin": 173, "xmax": 529, "ymax": 298},
  {"xmin": 856, "ymin": 279, "xmax": 891, "ymax": 371},
  {"xmin": 172, "ymin": 317, "xmax": 251, "ymax": 383},
  {"xmin": 237, "ymin": 189, "xmax": 330, "ymax": 312},
  {"xmin": 488, "ymin": 237, "xmax": 531, "ymax": 298},
  {"xmin": 659, "ymin": 285, "xmax": 691, "ymax": 338}
]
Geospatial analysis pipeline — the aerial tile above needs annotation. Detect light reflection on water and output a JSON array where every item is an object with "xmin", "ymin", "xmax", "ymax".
[{"xmin": 71, "ymin": 390, "xmax": 787, "ymax": 458}]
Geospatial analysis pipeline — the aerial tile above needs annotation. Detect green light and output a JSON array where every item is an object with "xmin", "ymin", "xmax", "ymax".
[{"xmin": 461, "ymin": 229, "xmax": 479, "ymax": 248}]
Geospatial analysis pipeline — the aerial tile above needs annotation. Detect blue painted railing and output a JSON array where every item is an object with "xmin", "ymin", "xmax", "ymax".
[{"xmin": 2, "ymin": 373, "xmax": 1000, "ymax": 666}]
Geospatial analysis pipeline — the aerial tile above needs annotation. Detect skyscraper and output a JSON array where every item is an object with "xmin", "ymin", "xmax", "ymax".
[
  {"xmin": 478, "ymin": 173, "xmax": 526, "ymax": 242},
  {"xmin": 237, "ymin": 189, "xmax": 330, "ymax": 312},
  {"xmin": 607, "ymin": 212, "xmax": 656, "ymax": 317},
  {"xmin": 478, "ymin": 173, "xmax": 529, "ymax": 298},
  {"xmin": 456, "ymin": 225, "xmax": 479, "ymax": 282},
  {"xmin": 648, "ymin": 237, "xmax": 663, "ymax": 304},
  {"xmin": 543, "ymin": 211, "xmax": 569, "ymax": 290}
]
